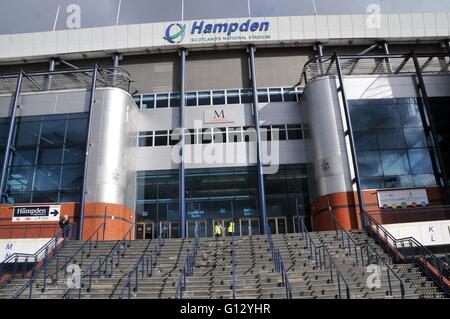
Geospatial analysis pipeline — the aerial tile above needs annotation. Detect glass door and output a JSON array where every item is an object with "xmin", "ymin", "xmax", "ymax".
[
  {"xmin": 187, "ymin": 220, "xmax": 207, "ymax": 238},
  {"xmin": 144, "ymin": 222, "xmax": 154, "ymax": 239},
  {"xmin": 136, "ymin": 223, "xmax": 144, "ymax": 239},
  {"xmin": 240, "ymin": 218, "xmax": 260, "ymax": 236},
  {"xmin": 267, "ymin": 217, "xmax": 287, "ymax": 234}
]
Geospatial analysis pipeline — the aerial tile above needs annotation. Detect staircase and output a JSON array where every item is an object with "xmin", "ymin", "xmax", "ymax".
[{"xmin": 0, "ymin": 231, "xmax": 447, "ymax": 299}]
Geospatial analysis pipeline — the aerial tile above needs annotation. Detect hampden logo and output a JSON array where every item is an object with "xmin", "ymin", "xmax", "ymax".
[
  {"xmin": 163, "ymin": 19, "xmax": 270, "ymax": 43},
  {"xmin": 164, "ymin": 23, "xmax": 187, "ymax": 43}
]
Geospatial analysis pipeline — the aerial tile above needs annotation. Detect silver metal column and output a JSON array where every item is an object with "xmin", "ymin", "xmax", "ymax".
[
  {"xmin": 0, "ymin": 72, "xmax": 23, "ymax": 203},
  {"xmin": 78, "ymin": 65, "xmax": 98, "ymax": 240},
  {"xmin": 47, "ymin": 58, "xmax": 56, "ymax": 90},
  {"xmin": 248, "ymin": 45, "xmax": 268, "ymax": 234},
  {"xmin": 179, "ymin": 49, "xmax": 187, "ymax": 239},
  {"xmin": 112, "ymin": 52, "xmax": 120, "ymax": 87},
  {"xmin": 334, "ymin": 52, "xmax": 367, "ymax": 223},
  {"xmin": 381, "ymin": 41, "xmax": 393, "ymax": 73},
  {"xmin": 315, "ymin": 42, "xmax": 325, "ymax": 75}
]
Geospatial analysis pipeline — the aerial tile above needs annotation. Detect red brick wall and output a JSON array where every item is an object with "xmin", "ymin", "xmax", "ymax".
[{"xmin": 0, "ymin": 202, "xmax": 135, "ymax": 240}]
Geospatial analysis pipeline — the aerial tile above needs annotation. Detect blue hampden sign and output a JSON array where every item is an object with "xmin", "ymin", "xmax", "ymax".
[{"xmin": 164, "ymin": 19, "xmax": 271, "ymax": 44}]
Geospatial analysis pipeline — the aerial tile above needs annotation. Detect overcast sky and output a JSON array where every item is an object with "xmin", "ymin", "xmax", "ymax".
[{"xmin": 1, "ymin": 0, "xmax": 449, "ymax": 35}]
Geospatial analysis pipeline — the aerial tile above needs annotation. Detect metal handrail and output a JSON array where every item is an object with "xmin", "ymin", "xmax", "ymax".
[
  {"xmin": 175, "ymin": 226, "xmax": 199, "ymax": 299},
  {"xmin": 319, "ymin": 245, "xmax": 351, "ymax": 299},
  {"xmin": 9, "ymin": 223, "xmax": 104, "ymax": 299},
  {"xmin": 231, "ymin": 227, "xmax": 237, "ymax": 299},
  {"xmin": 264, "ymin": 222, "xmax": 292, "ymax": 299},
  {"xmin": 327, "ymin": 208, "xmax": 406, "ymax": 298},
  {"xmin": 363, "ymin": 211, "xmax": 449, "ymax": 295},
  {"xmin": 117, "ymin": 223, "xmax": 168, "ymax": 299},
  {"xmin": 299, "ymin": 217, "xmax": 350, "ymax": 299},
  {"xmin": 360, "ymin": 243, "xmax": 405, "ymax": 298},
  {"xmin": 6, "ymin": 223, "xmax": 76, "ymax": 298},
  {"xmin": 299, "ymin": 52, "xmax": 450, "ymax": 87},
  {"xmin": 327, "ymin": 206, "xmax": 364, "ymax": 266},
  {"xmin": 0, "ymin": 67, "xmax": 137, "ymax": 95},
  {"xmin": 0, "ymin": 223, "xmax": 75, "ymax": 289}
]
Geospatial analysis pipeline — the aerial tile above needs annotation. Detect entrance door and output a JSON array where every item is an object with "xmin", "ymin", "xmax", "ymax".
[
  {"xmin": 187, "ymin": 220, "xmax": 207, "ymax": 238},
  {"xmin": 240, "ymin": 218, "xmax": 260, "ymax": 236},
  {"xmin": 267, "ymin": 217, "xmax": 287, "ymax": 234},
  {"xmin": 136, "ymin": 222, "xmax": 154, "ymax": 239}
]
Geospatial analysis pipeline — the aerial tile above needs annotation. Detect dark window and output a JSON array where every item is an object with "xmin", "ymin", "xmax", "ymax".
[
  {"xmin": 198, "ymin": 91, "xmax": 211, "ymax": 106},
  {"xmin": 243, "ymin": 126, "xmax": 256, "ymax": 142},
  {"xmin": 213, "ymin": 127, "xmax": 226, "ymax": 143},
  {"xmin": 170, "ymin": 93, "xmax": 180, "ymax": 107},
  {"xmin": 212, "ymin": 90, "xmax": 226, "ymax": 105},
  {"xmin": 287, "ymin": 124, "xmax": 302, "ymax": 140},
  {"xmin": 240, "ymin": 89, "xmax": 253, "ymax": 104},
  {"xmin": 186, "ymin": 92, "xmax": 197, "ymax": 106},
  {"xmin": 138, "ymin": 131, "xmax": 153, "ymax": 147},
  {"xmin": 226, "ymin": 90, "xmax": 240, "ymax": 104},
  {"xmin": 142, "ymin": 94, "xmax": 155, "ymax": 109},
  {"xmin": 269, "ymin": 88, "xmax": 283, "ymax": 102},
  {"xmin": 283, "ymin": 88, "xmax": 297, "ymax": 102},
  {"xmin": 154, "ymin": 130, "xmax": 168, "ymax": 146},
  {"xmin": 228, "ymin": 127, "xmax": 242, "ymax": 142},
  {"xmin": 202, "ymin": 128, "xmax": 213, "ymax": 144},
  {"xmin": 271, "ymin": 125, "xmax": 287, "ymax": 140},
  {"xmin": 155, "ymin": 93, "xmax": 169, "ymax": 108},
  {"xmin": 257, "ymin": 88, "xmax": 269, "ymax": 103}
]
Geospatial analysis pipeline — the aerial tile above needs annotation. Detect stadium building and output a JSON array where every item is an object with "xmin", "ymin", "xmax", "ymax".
[{"xmin": 0, "ymin": 0, "xmax": 449, "ymax": 299}]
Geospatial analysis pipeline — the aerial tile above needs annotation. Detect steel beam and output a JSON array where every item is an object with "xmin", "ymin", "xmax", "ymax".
[
  {"xmin": 248, "ymin": 45, "xmax": 268, "ymax": 234},
  {"xmin": 333, "ymin": 52, "xmax": 367, "ymax": 225},
  {"xmin": 78, "ymin": 65, "xmax": 98, "ymax": 240},
  {"xmin": 0, "ymin": 72, "xmax": 23, "ymax": 203},
  {"xmin": 179, "ymin": 49, "xmax": 187, "ymax": 239},
  {"xmin": 411, "ymin": 51, "xmax": 450, "ymax": 202}
]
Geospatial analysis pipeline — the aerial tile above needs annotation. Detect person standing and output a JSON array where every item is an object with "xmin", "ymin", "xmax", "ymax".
[
  {"xmin": 59, "ymin": 215, "xmax": 71, "ymax": 238},
  {"xmin": 214, "ymin": 222, "xmax": 223, "ymax": 239},
  {"xmin": 227, "ymin": 221, "xmax": 235, "ymax": 236}
]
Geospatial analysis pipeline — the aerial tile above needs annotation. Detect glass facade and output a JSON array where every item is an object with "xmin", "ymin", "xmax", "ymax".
[
  {"xmin": 1, "ymin": 113, "xmax": 88, "ymax": 204},
  {"xmin": 429, "ymin": 97, "xmax": 450, "ymax": 185},
  {"xmin": 136, "ymin": 165, "xmax": 310, "ymax": 237},
  {"xmin": 349, "ymin": 98, "xmax": 438, "ymax": 189}
]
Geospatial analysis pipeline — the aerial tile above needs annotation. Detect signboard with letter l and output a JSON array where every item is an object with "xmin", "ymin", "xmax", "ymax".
[{"xmin": 12, "ymin": 205, "xmax": 61, "ymax": 222}]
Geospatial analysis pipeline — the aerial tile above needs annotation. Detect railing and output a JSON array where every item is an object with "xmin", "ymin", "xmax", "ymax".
[
  {"xmin": 0, "ymin": 223, "xmax": 76, "ymax": 289},
  {"xmin": 328, "ymin": 207, "xmax": 405, "ymax": 298},
  {"xmin": 63, "ymin": 223, "xmax": 135, "ymax": 299},
  {"xmin": 299, "ymin": 52, "xmax": 450, "ymax": 87},
  {"xmin": 0, "ymin": 224, "xmax": 61, "ymax": 239},
  {"xmin": 360, "ymin": 243, "xmax": 405, "ymax": 298},
  {"xmin": 318, "ymin": 245, "xmax": 351, "ymax": 299},
  {"xmin": 231, "ymin": 226, "xmax": 237, "ymax": 299},
  {"xmin": 327, "ymin": 207, "xmax": 363, "ymax": 266},
  {"xmin": 9, "ymin": 223, "xmax": 105, "ymax": 299},
  {"xmin": 363, "ymin": 210, "xmax": 450, "ymax": 296},
  {"xmin": 0, "ymin": 67, "xmax": 137, "ymax": 95},
  {"xmin": 175, "ymin": 226, "xmax": 199, "ymax": 299},
  {"xmin": 299, "ymin": 217, "xmax": 350, "ymax": 299},
  {"xmin": 264, "ymin": 223, "xmax": 292, "ymax": 299},
  {"xmin": 118, "ymin": 223, "xmax": 168, "ymax": 299}
]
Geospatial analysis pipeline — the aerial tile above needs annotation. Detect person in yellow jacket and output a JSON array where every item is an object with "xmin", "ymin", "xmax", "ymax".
[
  {"xmin": 227, "ymin": 221, "xmax": 235, "ymax": 236},
  {"xmin": 214, "ymin": 222, "xmax": 223, "ymax": 238}
]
